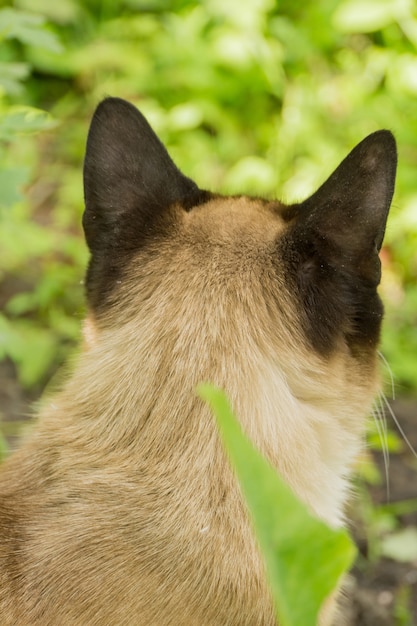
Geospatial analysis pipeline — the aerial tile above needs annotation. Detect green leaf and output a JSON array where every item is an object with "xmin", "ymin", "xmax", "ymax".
[
  {"xmin": 198, "ymin": 384, "xmax": 356, "ymax": 626},
  {"xmin": 0, "ymin": 167, "xmax": 29, "ymax": 207},
  {"xmin": 368, "ymin": 427, "xmax": 403, "ymax": 454},
  {"xmin": 0, "ymin": 314, "xmax": 57, "ymax": 389},
  {"xmin": 0, "ymin": 61, "xmax": 30, "ymax": 96},
  {"xmin": 380, "ymin": 527, "xmax": 417, "ymax": 563},
  {"xmin": 0, "ymin": 8, "xmax": 62, "ymax": 52},
  {"xmin": 11, "ymin": 0, "xmax": 80, "ymax": 25},
  {"xmin": 224, "ymin": 156, "xmax": 277, "ymax": 194},
  {"xmin": 333, "ymin": 0, "xmax": 412, "ymax": 33},
  {"xmin": 0, "ymin": 106, "xmax": 57, "ymax": 140}
]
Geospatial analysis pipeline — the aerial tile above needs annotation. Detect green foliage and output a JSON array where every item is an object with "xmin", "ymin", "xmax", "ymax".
[
  {"xmin": 357, "ymin": 484, "xmax": 417, "ymax": 563},
  {"xmin": 0, "ymin": 0, "xmax": 415, "ymax": 393},
  {"xmin": 380, "ymin": 525, "xmax": 417, "ymax": 562},
  {"xmin": 0, "ymin": 8, "xmax": 62, "ymax": 52},
  {"xmin": 198, "ymin": 384, "xmax": 356, "ymax": 626},
  {"xmin": 0, "ymin": 5, "xmax": 85, "ymax": 392},
  {"xmin": 0, "ymin": 3, "xmax": 415, "ymax": 614},
  {"xmin": 0, "ymin": 6, "xmax": 59, "ymax": 209},
  {"xmin": 393, "ymin": 586, "xmax": 413, "ymax": 626},
  {"xmin": 0, "ymin": 6, "xmax": 61, "ymax": 96}
]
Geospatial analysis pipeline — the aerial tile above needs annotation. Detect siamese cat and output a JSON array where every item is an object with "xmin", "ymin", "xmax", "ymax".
[{"xmin": 0, "ymin": 98, "xmax": 397, "ymax": 625}]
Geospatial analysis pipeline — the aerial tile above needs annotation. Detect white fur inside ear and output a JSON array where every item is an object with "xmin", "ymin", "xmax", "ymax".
[{"xmin": 82, "ymin": 315, "xmax": 98, "ymax": 349}]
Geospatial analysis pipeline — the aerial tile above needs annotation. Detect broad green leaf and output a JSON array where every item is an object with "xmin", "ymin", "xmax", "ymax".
[{"xmin": 198, "ymin": 384, "xmax": 356, "ymax": 626}]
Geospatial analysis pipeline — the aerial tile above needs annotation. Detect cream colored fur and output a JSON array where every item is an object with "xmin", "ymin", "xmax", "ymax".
[{"xmin": 0, "ymin": 196, "xmax": 380, "ymax": 625}]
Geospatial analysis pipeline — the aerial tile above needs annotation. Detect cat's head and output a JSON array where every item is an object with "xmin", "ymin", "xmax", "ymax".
[{"xmin": 82, "ymin": 97, "xmax": 397, "ymax": 416}]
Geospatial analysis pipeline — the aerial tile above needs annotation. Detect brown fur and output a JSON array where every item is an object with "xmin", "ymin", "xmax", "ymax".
[{"xmin": 0, "ymin": 98, "xmax": 397, "ymax": 625}]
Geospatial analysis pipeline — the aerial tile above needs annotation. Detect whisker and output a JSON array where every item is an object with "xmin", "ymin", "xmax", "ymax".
[
  {"xmin": 371, "ymin": 394, "xmax": 390, "ymax": 499},
  {"xmin": 378, "ymin": 351, "xmax": 395, "ymax": 400},
  {"xmin": 382, "ymin": 393, "xmax": 417, "ymax": 459},
  {"xmin": 373, "ymin": 351, "xmax": 397, "ymax": 498}
]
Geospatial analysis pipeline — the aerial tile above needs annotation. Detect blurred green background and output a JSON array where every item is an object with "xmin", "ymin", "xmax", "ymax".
[{"xmin": 0, "ymin": 0, "xmax": 416, "ymax": 394}]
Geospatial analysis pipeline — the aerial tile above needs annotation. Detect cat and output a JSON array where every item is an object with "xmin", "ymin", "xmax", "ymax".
[{"xmin": 0, "ymin": 97, "xmax": 397, "ymax": 625}]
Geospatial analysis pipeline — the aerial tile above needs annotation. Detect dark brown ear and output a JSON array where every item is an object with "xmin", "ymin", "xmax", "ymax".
[
  {"xmin": 294, "ymin": 130, "xmax": 397, "ymax": 286},
  {"xmin": 82, "ymin": 97, "xmax": 208, "ymax": 311},
  {"xmin": 83, "ymin": 97, "xmax": 200, "ymax": 253},
  {"xmin": 283, "ymin": 131, "xmax": 397, "ymax": 354}
]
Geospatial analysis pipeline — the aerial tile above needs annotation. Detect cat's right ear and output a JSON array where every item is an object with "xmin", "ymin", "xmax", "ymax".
[{"xmin": 82, "ymin": 97, "xmax": 201, "ymax": 253}]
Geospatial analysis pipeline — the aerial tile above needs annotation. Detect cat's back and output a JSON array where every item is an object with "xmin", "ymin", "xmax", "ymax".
[{"xmin": 0, "ymin": 417, "xmax": 276, "ymax": 626}]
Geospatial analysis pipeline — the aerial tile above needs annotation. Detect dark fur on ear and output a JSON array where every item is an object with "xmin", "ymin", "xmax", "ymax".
[
  {"xmin": 282, "ymin": 131, "xmax": 397, "ymax": 355},
  {"xmin": 83, "ymin": 97, "xmax": 209, "ymax": 310}
]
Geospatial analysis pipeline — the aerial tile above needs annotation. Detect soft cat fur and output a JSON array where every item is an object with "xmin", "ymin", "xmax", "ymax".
[{"xmin": 0, "ymin": 98, "xmax": 397, "ymax": 625}]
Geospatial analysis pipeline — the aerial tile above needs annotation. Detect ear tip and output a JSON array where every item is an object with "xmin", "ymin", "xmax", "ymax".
[
  {"xmin": 362, "ymin": 129, "xmax": 397, "ymax": 158},
  {"xmin": 86, "ymin": 97, "xmax": 151, "ymax": 150},
  {"xmin": 354, "ymin": 130, "xmax": 397, "ymax": 186},
  {"xmin": 93, "ymin": 96, "xmax": 138, "ymax": 119},
  {"xmin": 370, "ymin": 128, "xmax": 396, "ymax": 145}
]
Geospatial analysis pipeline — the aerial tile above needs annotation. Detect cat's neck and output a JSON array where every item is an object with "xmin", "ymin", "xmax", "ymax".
[{"xmin": 39, "ymin": 316, "xmax": 376, "ymax": 528}]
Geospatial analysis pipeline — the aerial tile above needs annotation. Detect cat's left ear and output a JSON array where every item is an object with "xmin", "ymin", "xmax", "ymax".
[{"xmin": 291, "ymin": 130, "xmax": 397, "ymax": 286}]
